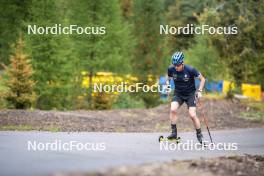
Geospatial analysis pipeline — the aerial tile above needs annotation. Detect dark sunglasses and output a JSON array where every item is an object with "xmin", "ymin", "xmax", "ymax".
[{"xmin": 173, "ymin": 63, "xmax": 183, "ymax": 67}]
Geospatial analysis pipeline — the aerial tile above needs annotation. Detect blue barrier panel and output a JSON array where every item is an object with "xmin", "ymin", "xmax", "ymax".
[
  {"xmin": 213, "ymin": 82, "xmax": 218, "ymax": 91},
  {"xmin": 205, "ymin": 80, "xmax": 212, "ymax": 91},
  {"xmin": 216, "ymin": 80, "xmax": 223, "ymax": 92},
  {"xmin": 159, "ymin": 76, "xmax": 166, "ymax": 95},
  {"xmin": 210, "ymin": 81, "xmax": 218, "ymax": 92},
  {"xmin": 196, "ymin": 79, "xmax": 223, "ymax": 92},
  {"xmin": 159, "ymin": 76, "xmax": 174, "ymax": 100},
  {"xmin": 159, "ymin": 76, "xmax": 166, "ymax": 85},
  {"xmin": 170, "ymin": 79, "xmax": 175, "ymax": 89}
]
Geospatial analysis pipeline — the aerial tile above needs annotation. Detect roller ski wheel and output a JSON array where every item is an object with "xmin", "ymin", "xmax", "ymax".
[{"xmin": 158, "ymin": 135, "xmax": 181, "ymax": 143}]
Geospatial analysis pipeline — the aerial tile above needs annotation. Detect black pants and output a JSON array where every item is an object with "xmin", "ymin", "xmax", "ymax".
[{"xmin": 172, "ymin": 91, "xmax": 196, "ymax": 108}]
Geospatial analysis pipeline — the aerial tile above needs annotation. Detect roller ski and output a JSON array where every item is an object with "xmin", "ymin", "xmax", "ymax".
[{"xmin": 159, "ymin": 133, "xmax": 181, "ymax": 143}]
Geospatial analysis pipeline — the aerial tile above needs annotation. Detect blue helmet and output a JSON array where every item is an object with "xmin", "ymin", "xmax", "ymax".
[{"xmin": 171, "ymin": 52, "xmax": 184, "ymax": 66}]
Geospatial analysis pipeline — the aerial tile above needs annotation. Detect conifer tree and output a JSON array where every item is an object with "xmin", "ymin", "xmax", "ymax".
[
  {"xmin": 25, "ymin": 0, "xmax": 76, "ymax": 109},
  {"xmin": 206, "ymin": 1, "xmax": 264, "ymax": 87},
  {"xmin": 3, "ymin": 37, "xmax": 36, "ymax": 109},
  {"xmin": 165, "ymin": 0, "xmax": 213, "ymax": 53},
  {"xmin": 0, "ymin": 0, "xmax": 31, "ymax": 65},
  {"xmin": 132, "ymin": 0, "xmax": 166, "ymax": 107},
  {"xmin": 69, "ymin": 0, "xmax": 133, "ymax": 108}
]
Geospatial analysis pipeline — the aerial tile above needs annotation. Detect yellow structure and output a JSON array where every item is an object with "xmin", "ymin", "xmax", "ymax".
[
  {"xmin": 81, "ymin": 71, "xmax": 154, "ymax": 88},
  {"xmin": 242, "ymin": 83, "xmax": 261, "ymax": 101},
  {"xmin": 221, "ymin": 80, "xmax": 262, "ymax": 101},
  {"xmin": 222, "ymin": 80, "xmax": 235, "ymax": 94},
  {"xmin": 82, "ymin": 72, "xmax": 134, "ymax": 88},
  {"xmin": 81, "ymin": 71, "xmax": 159, "ymax": 104}
]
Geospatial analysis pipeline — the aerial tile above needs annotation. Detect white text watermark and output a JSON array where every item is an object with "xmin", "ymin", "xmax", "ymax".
[
  {"xmin": 27, "ymin": 140, "xmax": 106, "ymax": 151},
  {"xmin": 93, "ymin": 82, "xmax": 169, "ymax": 93},
  {"xmin": 160, "ymin": 24, "xmax": 238, "ymax": 35},
  {"xmin": 27, "ymin": 24, "xmax": 106, "ymax": 35},
  {"xmin": 160, "ymin": 140, "xmax": 238, "ymax": 151}
]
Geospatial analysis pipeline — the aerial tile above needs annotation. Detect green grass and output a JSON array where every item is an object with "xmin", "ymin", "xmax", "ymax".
[
  {"xmin": 240, "ymin": 112, "xmax": 264, "ymax": 121},
  {"xmin": 47, "ymin": 126, "xmax": 60, "ymax": 132},
  {"xmin": 155, "ymin": 122, "xmax": 169, "ymax": 131},
  {"xmin": 240, "ymin": 100, "xmax": 264, "ymax": 111},
  {"xmin": 0, "ymin": 125, "xmax": 34, "ymax": 131},
  {"xmin": 203, "ymin": 92, "xmax": 225, "ymax": 100},
  {"xmin": 239, "ymin": 100, "xmax": 264, "ymax": 121},
  {"xmin": 0, "ymin": 125, "xmax": 60, "ymax": 132}
]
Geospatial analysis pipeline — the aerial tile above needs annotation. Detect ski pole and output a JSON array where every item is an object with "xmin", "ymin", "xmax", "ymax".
[{"xmin": 196, "ymin": 98, "xmax": 213, "ymax": 143}]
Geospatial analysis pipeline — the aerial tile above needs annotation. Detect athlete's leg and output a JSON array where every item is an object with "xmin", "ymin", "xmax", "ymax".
[
  {"xmin": 189, "ymin": 107, "xmax": 204, "ymax": 143},
  {"xmin": 187, "ymin": 93, "xmax": 204, "ymax": 144},
  {"xmin": 168, "ymin": 95, "xmax": 182, "ymax": 139},
  {"xmin": 170, "ymin": 101, "xmax": 180, "ymax": 124},
  {"xmin": 188, "ymin": 107, "xmax": 200, "ymax": 129}
]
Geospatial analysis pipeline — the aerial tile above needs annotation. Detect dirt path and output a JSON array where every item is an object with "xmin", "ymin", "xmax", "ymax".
[
  {"xmin": 79, "ymin": 155, "xmax": 264, "ymax": 176},
  {"xmin": 0, "ymin": 99, "xmax": 263, "ymax": 132}
]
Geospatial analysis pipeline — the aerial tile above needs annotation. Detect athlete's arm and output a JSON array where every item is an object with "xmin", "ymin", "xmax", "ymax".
[
  {"xmin": 166, "ymin": 67, "xmax": 173, "ymax": 94},
  {"xmin": 197, "ymin": 74, "xmax": 205, "ymax": 92},
  {"xmin": 192, "ymin": 66, "xmax": 205, "ymax": 92},
  {"xmin": 166, "ymin": 76, "xmax": 172, "ymax": 85}
]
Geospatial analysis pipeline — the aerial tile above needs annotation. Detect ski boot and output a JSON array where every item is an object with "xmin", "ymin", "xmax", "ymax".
[
  {"xmin": 197, "ymin": 132, "xmax": 204, "ymax": 145},
  {"xmin": 167, "ymin": 132, "xmax": 178, "ymax": 140}
]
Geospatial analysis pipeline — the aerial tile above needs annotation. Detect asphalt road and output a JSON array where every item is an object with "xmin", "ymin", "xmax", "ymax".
[{"xmin": 0, "ymin": 128, "xmax": 264, "ymax": 176}]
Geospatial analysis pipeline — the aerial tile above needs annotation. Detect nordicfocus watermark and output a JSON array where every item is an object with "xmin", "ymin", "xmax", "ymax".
[
  {"xmin": 160, "ymin": 140, "xmax": 238, "ymax": 151},
  {"xmin": 160, "ymin": 24, "xmax": 238, "ymax": 35},
  {"xmin": 93, "ymin": 82, "xmax": 168, "ymax": 93},
  {"xmin": 27, "ymin": 140, "xmax": 106, "ymax": 151},
  {"xmin": 27, "ymin": 24, "xmax": 106, "ymax": 35}
]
